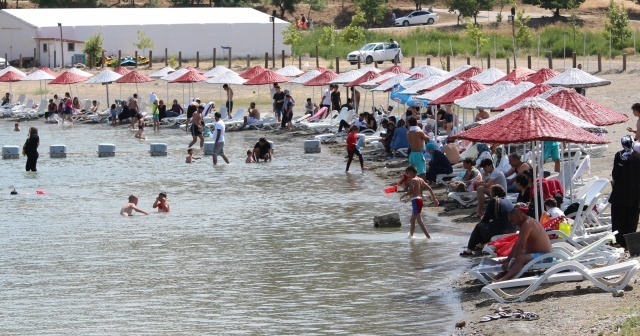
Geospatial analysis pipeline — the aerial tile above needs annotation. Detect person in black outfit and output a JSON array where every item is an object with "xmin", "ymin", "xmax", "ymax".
[
  {"xmin": 330, "ymin": 84, "xmax": 341, "ymax": 112},
  {"xmin": 272, "ymin": 86, "xmax": 285, "ymax": 122},
  {"xmin": 23, "ymin": 126, "xmax": 40, "ymax": 172},
  {"xmin": 609, "ymin": 135, "xmax": 640, "ymax": 248},
  {"xmin": 158, "ymin": 99, "xmax": 167, "ymax": 120},
  {"xmin": 460, "ymin": 185, "xmax": 515, "ymax": 256},
  {"xmin": 118, "ymin": 101, "xmax": 130, "ymax": 124},
  {"xmin": 514, "ymin": 174, "xmax": 531, "ymax": 204}
]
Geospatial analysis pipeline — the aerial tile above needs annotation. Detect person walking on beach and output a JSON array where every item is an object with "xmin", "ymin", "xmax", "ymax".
[
  {"xmin": 609, "ymin": 135, "xmax": 640, "ymax": 249},
  {"xmin": 212, "ymin": 112, "xmax": 230, "ymax": 165},
  {"xmin": 345, "ymin": 125, "xmax": 364, "ymax": 172},
  {"xmin": 22, "ymin": 126, "xmax": 39, "ymax": 172},
  {"xmin": 223, "ymin": 84, "xmax": 234, "ymax": 119},
  {"xmin": 129, "ymin": 94, "xmax": 140, "ymax": 130},
  {"xmin": 627, "ymin": 103, "xmax": 640, "ymax": 141},
  {"xmin": 407, "ymin": 117, "xmax": 430, "ymax": 180},
  {"xmin": 185, "ymin": 99, "xmax": 199, "ymax": 132},
  {"xmin": 135, "ymin": 113, "xmax": 145, "ymax": 139},
  {"xmin": 152, "ymin": 99, "xmax": 160, "ymax": 132},
  {"xmin": 120, "ymin": 195, "xmax": 150, "ymax": 216},
  {"xmin": 273, "ymin": 85, "xmax": 285, "ymax": 122},
  {"xmin": 152, "ymin": 192, "xmax": 170, "ymax": 213},
  {"xmin": 400, "ymin": 165, "xmax": 439, "ymax": 238},
  {"xmin": 320, "ymin": 85, "xmax": 331, "ymax": 111},
  {"xmin": 188, "ymin": 105, "xmax": 204, "ymax": 149}
]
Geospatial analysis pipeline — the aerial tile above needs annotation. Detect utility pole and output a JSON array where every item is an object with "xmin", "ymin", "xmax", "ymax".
[
  {"xmin": 58, "ymin": 23, "xmax": 64, "ymax": 68},
  {"xmin": 271, "ymin": 10, "xmax": 276, "ymax": 68},
  {"xmin": 510, "ymin": 7, "xmax": 517, "ymax": 69}
]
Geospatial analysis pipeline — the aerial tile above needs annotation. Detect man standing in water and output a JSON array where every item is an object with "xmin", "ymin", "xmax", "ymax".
[
  {"xmin": 407, "ymin": 117, "xmax": 430, "ymax": 180},
  {"xmin": 128, "ymin": 93, "xmax": 140, "ymax": 130},
  {"xmin": 212, "ymin": 112, "xmax": 230, "ymax": 165},
  {"xmin": 223, "ymin": 84, "xmax": 234, "ymax": 119},
  {"xmin": 188, "ymin": 105, "xmax": 204, "ymax": 149}
]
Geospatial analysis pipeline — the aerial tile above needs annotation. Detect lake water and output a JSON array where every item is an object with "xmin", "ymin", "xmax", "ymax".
[{"xmin": 0, "ymin": 122, "xmax": 469, "ymax": 335}]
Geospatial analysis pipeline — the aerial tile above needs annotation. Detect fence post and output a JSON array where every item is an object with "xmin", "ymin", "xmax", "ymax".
[
  {"xmin": 335, "ymin": 56, "xmax": 340, "ymax": 73},
  {"xmin": 53, "ymin": 51, "xmax": 57, "ymax": 68},
  {"xmin": 487, "ymin": 54, "xmax": 491, "ymax": 68},
  {"xmin": 427, "ymin": 57, "xmax": 430, "ymax": 66},
  {"xmin": 149, "ymin": 50, "xmax": 152, "ymax": 69},
  {"xmin": 572, "ymin": 52, "xmax": 577, "ymax": 68},
  {"xmin": 315, "ymin": 45, "xmax": 319, "ymax": 68},
  {"xmin": 547, "ymin": 51, "xmax": 552, "ymax": 69},
  {"xmin": 298, "ymin": 55, "xmax": 301, "ymax": 69},
  {"xmin": 466, "ymin": 57, "xmax": 470, "ymax": 65},
  {"xmin": 89, "ymin": 54, "xmax": 93, "ymax": 69},
  {"xmin": 196, "ymin": 51, "xmax": 200, "ymax": 68},
  {"xmin": 506, "ymin": 58, "xmax": 510, "ymax": 73},
  {"xmin": 118, "ymin": 50, "xmax": 121, "ymax": 66},
  {"xmin": 597, "ymin": 53, "xmax": 602, "ymax": 73},
  {"xmin": 623, "ymin": 53, "xmax": 627, "ymax": 71},
  {"xmin": 446, "ymin": 56, "xmax": 450, "ymax": 71},
  {"xmin": 101, "ymin": 50, "xmax": 105, "ymax": 68},
  {"xmin": 357, "ymin": 57, "xmax": 361, "ymax": 69},
  {"xmin": 411, "ymin": 57, "xmax": 415, "ymax": 69},
  {"xmin": 246, "ymin": 54, "xmax": 250, "ymax": 68},
  {"xmin": 281, "ymin": 49, "xmax": 285, "ymax": 68},
  {"xmin": 265, "ymin": 52, "xmax": 269, "ymax": 68},
  {"xmin": 213, "ymin": 48, "xmax": 216, "ymax": 67},
  {"xmin": 165, "ymin": 48, "xmax": 168, "ymax": 66},
  {"xmin": 228, "ymin": 47, "xmax": 232, "ymax": 68},
  {"xmin": 19, "ymin": 54, "xmax": 22, "ymax": 68},
  {"xmin": 34, "ymin": 48, "xmax": 37, "ymax": 67},
  {"xmin": 179, "ymin": 51, "xmax": 182, "ymax": 68},
  {"xmin": 527, "ymin": 55, "xmax": 532, "ymax": 69},
  {"xmin": 134, "ymin": 51, "xmax": 138, "ymax": 68}
]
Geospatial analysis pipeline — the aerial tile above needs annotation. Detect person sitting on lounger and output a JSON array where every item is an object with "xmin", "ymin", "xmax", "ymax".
[
  {"xmin": 425, "ymin": 142, "xmax": 453, "ymax": 185},
  {"xmin": 449, "ymin": 157, "xmax": 480, "ymax": 192},
  {"xmin": 504, "ymin": 152, "xmax": 533, "ymax": 192},
  {"xmin": 471, "ymin": 159, "xmax": 507, "ymax": 218},
  {"xmin": 235, "ymin": 102, "xmax": 261, "ymax": 130},
  {"xmin": 390, "ymin": 119, "xmax": 409, "ymax": 153},
  {"xmin": 493, "ymin": 209, "xmax": 553, "ymax": 282},
  {"xmin": 460, "ymin": 185, "xmax": 515, "ymax": 256},
  {"xmin": 89, "ymin": 100, "xmax": 98, "ymax": 113},
  {"xmin": 1, "ymin": 92, "xmax": 9, "ymax": 106},
  {"xmin": 305, "ymin": 98, "xmax": 318, "ymax": 115},
  {"xmin": 441, "ymin": 137, "xmax": 460, "ymax": 165},
  {"xmin": 474, "ymin": 108, "xmax": 490, "ymax": 122}
]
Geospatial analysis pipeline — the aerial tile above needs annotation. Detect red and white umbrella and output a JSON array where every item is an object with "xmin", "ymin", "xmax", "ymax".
[
  {"xmin": 115, "ymin": 70, "xmax": 154, "ymax": 98},
  {"xmin": 243, "ymin": 69, "xmax": 291, "ymax": 107},
  {"xmin": 380, "ymin": 65, "xmax": 408, "ymax": 75},
  {"xmin": 170, "ymin": 69, "xmax": 209, "ymax": 103},
  {"xmin": 239, "ymin": 65, "xmax": 265, "ymax": 79},
  {"xmin": 526, "ymin": 68, "xmax": 559, "ymax": 85},
  {"xmin": 492, "ymin": 83, "xmax": 552, "ymax": 111},
  {"xmin": 492, "ymin": 67, "xmax": 536, "ymax": 85},
  {"xmin": 544, "ymin": 88, "xmax": 628, "ymax": 126},
  {"xmin": 113, "ymin": 66, "xmax": 131, "ymax": 75},
  {"xmin": 428, "ymin": 66, "xmax": 481, "ymax": 91},
  {"xmin": 67, "ymin": 67, "xmax": 92, "ymax": 78},
  {"xmin": 49, "ymin": 71, "xmax": 89, "ymax": 98},
  {"xmin": 345, "ymin": 70, "xmax": 380, "ymax": 112},
  {"xmin": 428, "ymin": 80, "xmax": 485, "ymax": 106},
  {"xmin": 20, "ymin": 70, "xmax": 56, "ymax": 100},
  {"xmin": 0, "ymin": 71, "xmax": 24, "ymax": 100}
]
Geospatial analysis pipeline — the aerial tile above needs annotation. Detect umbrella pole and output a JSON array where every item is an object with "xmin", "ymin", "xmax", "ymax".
[
  {"xmin": 532, "ymin": 141, "xmax": 539, "ymax": 222},
  {"xmin": 106, "ymin": 83, "xmax": 110, "ymax": 110},
  {"xmin": 258, "ymin": 86, "xmax": 261, "ymax": 111},
  {"xmin": 166, "ymin": 81, "xmax": 169, "ymax": 103},
  {"xmin": 363, "ymin": 89, "xmax": 367, "ymax": 114},
  {"xmin": 538, "ymin": 141, "xmax": 545, "ymax": 222},
  {"xmin": 39, "ymin": 81, "xmax": 43, "ymax": 101}
]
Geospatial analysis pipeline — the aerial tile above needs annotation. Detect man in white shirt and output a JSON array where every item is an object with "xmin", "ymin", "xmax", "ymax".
[
  {"xmin": 320, "ymin": 87, "xmax": 331, "ymax": 111},
  {"xmin": 211, "ymin": 112, "xmax": 230, "ymax": 165}
]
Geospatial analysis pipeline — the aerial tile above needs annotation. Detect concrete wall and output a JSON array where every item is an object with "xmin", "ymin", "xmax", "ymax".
[{"xmin": 0, "ymin": 12, "xmax": 37, "ymax": 66}]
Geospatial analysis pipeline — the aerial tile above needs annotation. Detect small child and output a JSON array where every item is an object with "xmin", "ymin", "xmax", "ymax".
[
  {"xmin": 185, "ymin": 148, "xmax": 200, "ymax": 163},
  {"xmin": 345, "ymin": 125, "xmax": 364, "ymax": 172},
  {"xmin": 14, "ymin": 122, "xmax": 20, "ymax": 132},
  {"xmin": 110, "ymin": 104, "xmax": 118, "ymax": 125},
  {"xmin": 135, "ymin": 114, "xmax": 145, "ymax": 139},
  {"xmin": 245, "ymin": 150, "xmax": 255, "ymax": 163},
  {"xmin": 120, "ymin": 195, "xmax": 149, "ymax": 216},
  {"xmin": 400, "ymin": 165, "xmax": 439, "ymax": 238},
  {"xmin": 152, "ymin": 99, "xmax": 160, "ymax": 132},
  {"xmin": 152, "ymin": 192, "xmax": 170, "ymax": 213},
  {"xmin": 544, "ymin": 198, "xmax": 564, "ymax": 218}
]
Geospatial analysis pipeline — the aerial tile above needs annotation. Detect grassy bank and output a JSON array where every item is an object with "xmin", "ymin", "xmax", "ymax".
[{"xmin": 293, "ymin": 25, "xmax": 640, "ymax": 61}]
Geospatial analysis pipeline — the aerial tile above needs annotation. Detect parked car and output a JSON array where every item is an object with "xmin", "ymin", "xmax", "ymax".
[
  {"xmin": 346, "ymin": 42, "xmax": 403, "ymax": 65},
  {"xmin": 0, "ymin": 57, "xmax": 6, "ymax": 67},
  {"xmin": 394, "ymin": 10, "xmax": 439, "ymax": 27}
]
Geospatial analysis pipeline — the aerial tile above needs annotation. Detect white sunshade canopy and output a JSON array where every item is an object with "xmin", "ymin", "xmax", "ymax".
[
  {"xmin": 470, "ymin": 68, "xmax": 507, "ymax": 85},
  {"xmin": 149, "ymin": 66, "xmax": 176, "ymax": 78},
  {"xmin": 329, "ymin": 69, "xmax": 365, "ymax": 84},
  {"xmin": 0, "ymin": 66, "xmax": 27, "ymax": 77},
  {"xmin": 206, "ymin": 71, "xmax": 247, "ymax": 85},
  {"xmin": 454, "ymin": 81, "xmax": 515, "ymax": 109},
  {"xmin": 371, "ymin": 73, "xmax": 411, "ymax": 92},
  {"xmin": 289, "ymin": 69, "xmax": 322, "ymax": 84},
  {"xmin": 161, "ymin": 68, "xmax": 189, "ymax": 81},
  {"xmin": 544, "ymin": 67, "xmax": 611, "ymax": 88},
  {"xmin": 414, "ymin": 79, "xmax": 464, "ymax": 101},
  {"xmin": 358, "ymin": 66, "xmax": 382, "ymax": 74},
  {"xmin": 20, "ymin": 70, "xmax": 55, "ymax": 81},
  {"xmin": 86, "ymin": 69, "xmax": 123, "ymax": 84},
  {"xmin": 409, "ymin": 65, "xmax": 448, "ymax": 77},
  {"xmin": 360, "ymin": 72, "xmax": 395, "ymax": 88},
  {"xmin": 276, "ymin": 65, "xmax": 304, "ymax": 77},
  {"xmin": 67, "ymin": 67, "xmax": 92, "ymax": 78},
  {"xmin": 203, "ymin": 65, "xmax": 232, "ymax": 78},
  {"xmin": 445, "ymin": 65, "xmax": 473, "ymax": 79},
  {"xmin": 400, "ymin": 75, "xmax": 445, "ymax": 95}
]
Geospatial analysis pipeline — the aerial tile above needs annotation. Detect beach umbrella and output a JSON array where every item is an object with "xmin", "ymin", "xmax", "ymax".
[
  {"xmin": 526, "ymin": 68, "xmax": 559, "ymax": 85},
  {"xmin": 409, "ymin": 73, "xmax": 426, "ymax": 79},
  {"xmin": 244, "ymin": 69, "xmax": 291, "ymax": 107},
  {"xmin": 289, "ymin": 70, "xmax": 322, "ymax": 84},
  {"xmin": 34, "ymin": 67, "xmax": 59, "ymax": 78},
  {"xmin": 345, "ymin": 70, "xmax": 380, "ymax": 112},
  {"xmin": 409, "ymin": 65, "xmax": 448, "ymax": 77},
  {"xmin": 428, "ymin": 80, "xmax": 485, "ymax": 106},
  {"xmin": 206, "ymin": 71, "xmax": 247, "ymax": 111},
  {"xmin": 400, "ymin": 75, "xmax": 445, "ymax": 95},
  {"xmin": 149, "ymin": 66, "xmax": 176, "ymax": 78},
  {"xmin": 372, "ymin": 73, "xmax": 411, "ymax": 92},
  {"xmin": 492, "ymin": 67, "xmax": 535, "ymax": 84},
  {"xmin": 0, "ymin": 66, "xmax": 27, "ymax": 78},
  {"xmin": 444, "ymin": 65, "xmax": 474, "ymax": 78},
  {"xmin": 359, "ymin": 65, "xmax": 382, "ymax": 74},
  {"xmin": 360, "ymin": 72, "xmax": 395, "ymax": 88},
  {"xmin": 171, "ymin": 69, "xmax": 209, "ymax": 103},
  {"xmin": 20, "ymin": 70, "xmax": 56, "ymax": 100},
  {"xmin": 203, "ymin": 65, "xmax": 231, "ymax": 78},
  {"xmin": 115, "ymin": 70, "xmax": 154, "ymax": 98},
  {"xmin": 414, "ymin": 79, "xmax": 464, "ymax": 101},
  {"xmin": 113, "ymin": 66, "xmax": 131, "ymax": 75},
  {"xmin": 161, "ymin": 68, "xmax": 189, "ymax": 103},
  {"xmin": 183, "ymin": 65, "xmax": 204, "ymax": 74},
  {"xmin": 544, "ymin": 88, "xmax": 628, "ymax": 126},
  {"xmin": 469, "ymin": 68, "xmax": 507, "ymax": 85},
  {"xmin": 0, "ymin": 71, "xmax": 24, "ymax": 100},
  {"xmin": 544, "ymin": 67, "xmax": 611, "ymax": 88},
  {"xmin": 67, "ymin": 67, "xmax": 93, "ymax": 78},
  {"xmin": 493, "ymin": 83, "xmax": 552, "ymax": 112},
  {"xmin": 276, "ymin": 65, "xmax": 304, "ymax": 77},
  {"xmin": 86, "ymin": 69, "xmax": 123, "ymax": 108},
  {"xmin": 329, "ymin": 69, "xmax": 365, "ymax": 85},
  {"xmin": 49, "ymin": 71, "xmax": 88, "ymax": 98},
  {"xmin": 239, "ymin": 65, "xmax": 265, "ymax": 79},
  {"xmin": 303, "ymin": 70, "xmax": 339, "ymax": 86},
  {"xmin": 381, "ymin": 64, "xmax": 408, "ymax": 75},
  {"xmin": 428, "ymin": 66, "xmax": 481, "ymax": 91},
  {"xmin": 454, "ymin": 81, "xmax": 515, "ymax": 110}
]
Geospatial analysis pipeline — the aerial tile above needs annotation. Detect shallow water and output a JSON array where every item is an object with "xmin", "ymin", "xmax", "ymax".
[{"xmin": 0, "ymin": 122, "xmax": 469, "ymax": 335}]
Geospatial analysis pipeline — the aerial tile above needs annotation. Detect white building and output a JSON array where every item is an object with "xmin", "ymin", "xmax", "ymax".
[{"xmin": 0, "ymin": 7, "xmax": 290, "ymax": 67}]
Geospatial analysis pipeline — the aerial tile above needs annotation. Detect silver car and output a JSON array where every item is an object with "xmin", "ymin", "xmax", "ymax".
[
  {"xmin": 346, "ymin": 42, "xmax": 403, "ymax": 65},
  {"xmin": 394, "ymin": 10, "xmax": 439, "ymax": 27}
]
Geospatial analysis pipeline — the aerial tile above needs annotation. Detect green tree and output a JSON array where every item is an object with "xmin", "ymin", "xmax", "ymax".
[
  {"xmin": 515, "ymin": 9, "xmax": 533, "ymax": 48},
  {"xmin": 340, "ymin": 10, "xmax": 366, "ymax": 45},
  {"xmin": 496, "ymin": 0, "xmax": 509, "ymax": 22},
  {"xmin": 603, "ymin": 0, "xmax": 632, "ymax": 50},
  {"xmin": 355, "ymin": 0, "xmax": 389, "ymax": 26},
  {"xmin": 272, "ymin": 0, "xmax": 300, "ymax": 19},
  {"xmin": 318, "ymin": 26, "xmax": 338, "ymax": 47},
  {"xmin": 133, "ymin": 30, "xmax": 155, "ymax": 55},
  {"xmin": 413, "ymin": 0, "xmax": 435, "ymax": 10},
  {"xmin": 31, "ymin": 0, "xmax": 101, "ymax": 7},
  {"xmin": 82, "ymin": 32, "xmax": 103, "ymax": 65},
  {"xmin": 465, "ymin": 20, "xmax": 489, "ymax": 54},
  {"xmin": 282, "ymin": 23, "xmax": 302, "ymax": 53},
  {"xmin": 522, "ymin": 0, "xmax": 584, "ymax": 17},
  {"xmin": 447, "ymin": 0, "xmax": 494, "ymax": 25}
]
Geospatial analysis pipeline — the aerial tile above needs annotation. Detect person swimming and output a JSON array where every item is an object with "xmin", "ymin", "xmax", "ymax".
[{"xmin": 120, "ymin": 195, "xmax": 149, "ymax": 216}]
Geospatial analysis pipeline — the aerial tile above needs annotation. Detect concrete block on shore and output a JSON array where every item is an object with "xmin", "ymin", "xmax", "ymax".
[
  {"xmin": 203, "ymin": 142, "xmax": 215, "ymax": 155},
  {"xmin": 150, "ymin": 143, "xmax": 168, "ymax": 156},
  {"xmin": 373, "ymin": 213, "xmax": 401, "ymax": 228},
  {"xmin": 304, "ymin": 139, "xmax": 321, "ymax": 154},
  {"xmin": 2, "ymin": 146, "xmax": 20, "ymax": 159},
  {"xmin": 98, "ymin": 144, "xmax": 115, "ymax": 158},
  {"xmin": 50, "ymin": 144, "xmax": 67, "ymax": 158}
]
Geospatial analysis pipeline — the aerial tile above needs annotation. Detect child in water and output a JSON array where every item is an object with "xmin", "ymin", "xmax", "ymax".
[
  {"xmin": 110, "ymin": 104, "xmax": 118, "ymax": 125},
  {"xmin": 120, "ymin": 195, "xmax": 150, "ymax": 216},
  {"xmin": 400, "ymin": 165, "xmax": 439, "ymax": 238},
  {"xmin": 14, "ymin": 123, "xmax": 20, "ymax": 131},
  {"xmin": 245, "ymin": 150, "xmax": 255, "ymax": 163},
  {"xmin": 185, "ymin": 148, "xmax": 200, "ymax": 163},
  {"xmin": 152, "ymin": 192, "xmax": 170, "ymax": 213},
  {"xmin": 135, "ymin": 114, "xmax": 145, "ymax": 139}
]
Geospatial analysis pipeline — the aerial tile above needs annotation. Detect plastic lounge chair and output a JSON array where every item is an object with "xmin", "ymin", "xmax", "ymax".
[
  {"xmin": 480, "ymin": 259, "xmax": 639, "ymax": 303},
  {"xmin": 470, "ymin": 233, "xmax": 620, "ymax": 285}
]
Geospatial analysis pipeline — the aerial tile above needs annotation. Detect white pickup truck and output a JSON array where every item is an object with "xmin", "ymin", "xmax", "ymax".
[{"xmin": 346, "ymin": 42, "xmax": 403, "ymax": 65}]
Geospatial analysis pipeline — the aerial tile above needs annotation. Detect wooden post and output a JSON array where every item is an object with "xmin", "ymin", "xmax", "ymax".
[
  {"xmin": 148, "ymin": 50, "xmax": 152, "ymax": 69},
  {"xmin": 281, "ymin": 49, "xmax": 285, "ymax": 68},
  {"xmin": 315, "ymin": 45, "xmax": 319, "ymax": 68},
  {"xmin": 374, "ymin": 60, "xmax": 378, "ymax": 68},
  {"xmin": 572, "ymin": 52, "xmax": 577, "ymax": 68},
  {"xmin": 487, "ymin": 54, "xmax": 491, "ymax": 68},
  {"xmin": 179, "ymin": 51, "xmax": 182, "ymax": 68},
  {"xmin": 118, "ymin": 50, "xmax": 121, "ymax": 66},
  {"xmin": 298, "ymin": 55, "xmax": 301, "ymax": 69},
  {"xmin": 446, "ymin": 56, "xmax": 450, "ymax": 71},
  {"xmin": 246, "ymin": 54, "xmax": 250, "ymax": 68},
  {"xmin": 19, "ymin": 54, "xmax": 22, "ymax": 68},
  {"xmin": 357, "ymin": 57, "xmax": 361, "ymax": 69},
  {"xmin": 623, "ymin": 52, "xmax": 627, "ymax": 71},
  {"xmin": 33, "ymin": 48, "xmax": 37, "ymax": 67},
  {"xmin": 265, "ymin": 52, "xmax": 269, "ymax": 68},
  {"xmin": 101, "ymin": 50, "xmax": 105, "ymax": 68},
  {"xmin": 134, "ymin": 51, "xmax": 138, "ymax": 68},
  {"xmin": 527, "ymin": 55, "xmax": 532, "ymax": 69},
  {"xmin": 53, "ymin": 51, "xmax": 57, "ymax": 68},
  {"xmin": 228, "ymin": 47, "xmax": 231, "ymax": 68},
  {"xmin": 89, "ymin": 54, "xmax": 93, "ymax": 69},
  {"xmin": 335, "ymin": 56, "xmax": 340, "ymax": 73},
  {"xmin": 165, "ymin": 48, "xmax": 168, "ymax": 66},
  {"xmin": 213, "ymin": 48, "xmax": 216, "ymax": 67},
  {"xmin": 427, "ymin": 57, "xmax": 430, "ymax": 66},
  {"xmin": 411, "ymin": 57, "xmax": 415, "ymax": 69},
  {"xmin": 466, "ymin": 57, "xmax": 470, "ymax": 65},
  {"xmin": 506, "ymin": 58, "xmax": 510, "ymax": 73},
  {"xmin": 597, "ymin": 53, "xmax": 602, "ymax": 72},
  {"xmin": 196, "ymin": 51, "xmax": 200, "ymax": 68},
  {"xmin": 547, "ymin": 51, "xmax": 552, "ymax": 69}
]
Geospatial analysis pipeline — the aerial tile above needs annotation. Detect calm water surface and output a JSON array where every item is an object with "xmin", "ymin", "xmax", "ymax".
[{"xmin": 0, "ymin": 122, "xmax": 469, "ymax": 335}]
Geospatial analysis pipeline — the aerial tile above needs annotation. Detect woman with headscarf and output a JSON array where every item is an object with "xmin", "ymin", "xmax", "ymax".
[
  {"xmin": 609, "ymin": 135, "xmax": 640, "ymax": 248},
  {"xmin": 22, "ymin": 126, "xmax": 39, "ymax": 172}
]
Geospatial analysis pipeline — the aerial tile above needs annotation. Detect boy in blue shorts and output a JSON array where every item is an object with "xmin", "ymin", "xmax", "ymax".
[{"xmin": 400, "ymin": 165, "xmax": 439, "ymax": 238}]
